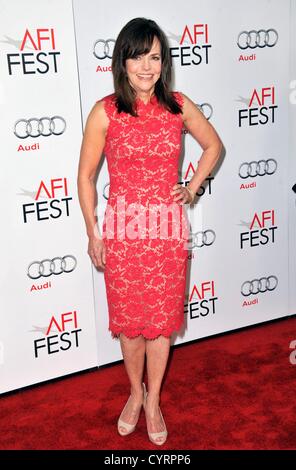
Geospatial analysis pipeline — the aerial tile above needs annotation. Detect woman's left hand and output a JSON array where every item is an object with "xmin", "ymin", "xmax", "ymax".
[{"xmin": 170, "ymin": 184, "xmax": 195, "ymax": 205}]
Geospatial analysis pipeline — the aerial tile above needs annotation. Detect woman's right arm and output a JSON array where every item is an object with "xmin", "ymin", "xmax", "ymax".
[{"xmin": 77, "ymin": 100, "xmax": 109, "ymax": 269}]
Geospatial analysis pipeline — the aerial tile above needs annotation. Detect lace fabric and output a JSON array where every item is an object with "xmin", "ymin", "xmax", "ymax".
[{"xmin": 99, "ymin": 91, "xmax": 189, "ymax": 339}]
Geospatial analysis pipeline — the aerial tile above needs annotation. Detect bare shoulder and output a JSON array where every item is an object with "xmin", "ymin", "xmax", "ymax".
[
  {"xmin": 177, "ymin": 91, "xmax": 197, "ymax": 109},
  {"xmin": 85, "ymin": 98, "xmax": 110, "ymax": 135},
  {"xmin": 88, "ymin": 99, "xmax": 109, "ymax": 124}
]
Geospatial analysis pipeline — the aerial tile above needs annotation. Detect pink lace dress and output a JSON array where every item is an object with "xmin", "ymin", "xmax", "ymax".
[{"xmin": 99, "ymin": 91, "xmax": 190, "ymax": 339}]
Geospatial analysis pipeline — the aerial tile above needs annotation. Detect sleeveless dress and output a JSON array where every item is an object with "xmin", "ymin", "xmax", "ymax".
[{"xmin": 99, "ymin": 91, "xmax": 190, "ymax": 340}]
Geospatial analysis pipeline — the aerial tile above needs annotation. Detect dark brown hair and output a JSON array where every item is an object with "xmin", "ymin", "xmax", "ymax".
[{"xmin": 111, "ymin": 17, "xmax": 182, "ymax": 117}]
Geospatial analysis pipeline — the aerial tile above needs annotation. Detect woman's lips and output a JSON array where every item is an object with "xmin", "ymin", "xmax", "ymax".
[{"xmin": 137, "ymin": 74, "xmax": 153, "ymax": 80}]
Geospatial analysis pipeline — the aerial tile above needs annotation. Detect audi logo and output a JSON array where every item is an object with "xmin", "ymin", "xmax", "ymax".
[
  {"xmin": 189, "ymin": 230, "xmax": 216, "ymax": 249},
  {"xmin": 27, "ymin": 255, "xmax": 77, "ymax": 279},
  {"xmin": 239, "ymin": 159, "xmax": 277, "ymax": 179},
  {"xmin": 241, "ymin": 275, "xmax": 278, "ymax": 296},
  {"xmin": 103, "ymin": 182, "xmax": 110, "ymax": 200},
  {"xmin": 237, "ymin": 29, "xmax": 278, "ymax": 49},
  {"xmin": 14, "ymin": 116, "xmax": 66, "ymax": 139},
  {"xmin": 197, "ymin": 103, "xmax": 213, "ymax": 120},
  {"xmin": 93, "ymin": 39, "xmax": 115, "ymax": 59}
]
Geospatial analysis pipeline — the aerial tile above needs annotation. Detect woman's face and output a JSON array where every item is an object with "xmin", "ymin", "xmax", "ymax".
[{"xmin": 125, "ymin": 37, "xmax": 162, "ymax": 96}]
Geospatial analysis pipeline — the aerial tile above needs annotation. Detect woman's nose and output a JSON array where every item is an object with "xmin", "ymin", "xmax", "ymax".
[{"xmin": 141, "ymin": 57, "xmax": 151, "ymax": 70}]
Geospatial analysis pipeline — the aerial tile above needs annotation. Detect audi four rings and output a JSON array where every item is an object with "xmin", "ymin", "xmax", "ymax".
[
  {"xmin": 237, "ymin": 29, "xmax": 278, "ymax": 49},
  {"xmin": 27, "ymin": 255, "xmax": 77, "ymax": 279},
  {"xmin": 241, "ymin": 275, "xmax": 278, "ymax": 296},
  {"xmin": 189, "ymin": 230, "xmax": 216, "ymax": 248},
  {"xmin": 239, "ymin": 159, "xmax": 277, "ymax": 178},
  {"xmin": 103, "ymin": 182, "xmax": 110, "ymax": 200},
  {"xmin": 14, "ymin": 116, "xmax": 66, "ymax": 139},
  {"xmin": 93, "ymin": 39, "xmax": 115, "ymax": 59}
]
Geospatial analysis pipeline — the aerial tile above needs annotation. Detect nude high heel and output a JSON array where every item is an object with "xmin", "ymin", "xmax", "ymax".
[
  {"xmin": 143, "ymin": 384, "xmax": 168, "ymax": 446},
  {"xmin": 117, "ymin": 382, "xmax": 146, "ymax": 436}
]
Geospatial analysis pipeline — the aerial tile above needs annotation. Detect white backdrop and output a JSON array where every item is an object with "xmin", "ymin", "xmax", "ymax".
[
  {"xmin": 0, "ymin": 0, "xmax": 295, "ymax": 393},
  {"xmin": 0, "ymin": 0, "xmax": 98, "ymax": 394},
  {"xmin": 73, "ymin": 0, "xmax": 294, "ymax": 366},
  {"xmin": 289, "ymin": 0, "xmax": 296, "ymax": 316}
]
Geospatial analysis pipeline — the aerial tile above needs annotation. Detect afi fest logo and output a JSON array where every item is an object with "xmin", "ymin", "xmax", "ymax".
[
  {"xmin": 6, "ymin": 28, "xmax": 60, "ymax": 75},
  {"xmin": 21, "ymin": 178, "xmax": 72, "ymax": 223},
  {"xmin": 238, "ymin": 86, "xmax": 278, "ymax": 127},
  {"xmin": 185, "ymin": 281, "xmax": 218, "ymax": 320},
  {"xmin": 240, "ymin": 210, "xmax": 277, "ymax": 249},
  {"xmin": 168, "ymin": 23, "xmax": 211, "ymax": 66},
  {"xmin": 33, "ymin": 311, "xmax": 82, "ymax": 358},
  {"xmin": 183, "ymin": 161, "xmax": 214, "ymax": 197}
]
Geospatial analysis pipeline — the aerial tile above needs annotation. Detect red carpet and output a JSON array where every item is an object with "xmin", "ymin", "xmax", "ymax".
[{"xmin": 1, "ymin": 316, "xmax": 296, "ymax": 450}]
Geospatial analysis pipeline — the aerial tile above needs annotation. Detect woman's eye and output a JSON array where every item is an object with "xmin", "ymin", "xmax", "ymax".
[{"xmin": 131, "ymin": 55, "xmax": 160, "ymax": 61}]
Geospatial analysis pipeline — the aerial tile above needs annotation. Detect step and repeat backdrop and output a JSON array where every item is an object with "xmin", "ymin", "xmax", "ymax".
[
  {"xmin": 0, "ymin": 0, "xmax": 295, "ymax": 392},
  {"xmin": 289, "ymin": 0, "xmax": 296, "ymax": 323},
  {"xmin": 0, "ymin": 0, "xmax": 98, "ymax": 394},
  {"xmin": 73, "ymin": 0, "xmax": 294, "ymax": 365}
]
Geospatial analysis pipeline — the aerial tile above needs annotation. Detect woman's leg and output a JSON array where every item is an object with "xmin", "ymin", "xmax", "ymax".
[
  {"xmin": 145, "ymin": 335, "xmax": 171, "ymax": 437},
  {"xmin": 118, "ymin": 333, "xmax": 146, "ymax": 429}
]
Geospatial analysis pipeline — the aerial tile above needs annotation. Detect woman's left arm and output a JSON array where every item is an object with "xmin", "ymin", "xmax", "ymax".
[{"xmin": 173, "ymin": 92, "xmax": 223, "ymax": 200}]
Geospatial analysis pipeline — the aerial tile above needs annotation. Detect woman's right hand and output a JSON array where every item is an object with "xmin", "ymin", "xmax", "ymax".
[{"xmin": 88, "ymin": 236, "xmax": 106, "ymax": 270}]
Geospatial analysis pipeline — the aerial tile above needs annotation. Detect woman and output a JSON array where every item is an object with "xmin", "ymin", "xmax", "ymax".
[{"xmin": 77, "ymin": 17, "xmax": 222, "ymax": 446}]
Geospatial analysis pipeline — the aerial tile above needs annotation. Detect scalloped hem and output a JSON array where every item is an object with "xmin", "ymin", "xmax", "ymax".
[{"xmin": 109, "ymin": 320, "xmax": 184, "ymax": 341}]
